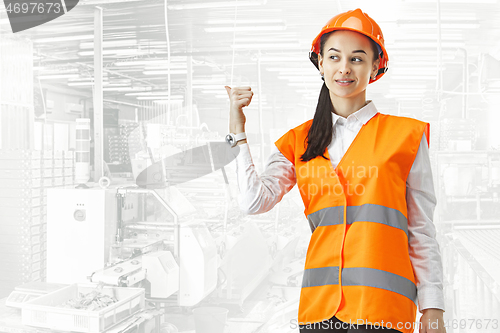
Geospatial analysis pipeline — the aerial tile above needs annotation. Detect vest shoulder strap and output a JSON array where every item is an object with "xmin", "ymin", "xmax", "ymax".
[
  {"xmin": 381, "ymin": 114, "xmax": 430, "ymax": 148},
  {"xmin": 274, "ymin": 119, "xmax": 313, "ymax": 166}
]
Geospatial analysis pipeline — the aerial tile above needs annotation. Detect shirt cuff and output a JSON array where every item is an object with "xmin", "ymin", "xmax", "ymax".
[
  {"xmin": 233, "ymin": 142, "xmax": 253, "ymax": 167},
  {"xmin": 418, "ymin": 285, "xmax": 446, "ymax": 313}
]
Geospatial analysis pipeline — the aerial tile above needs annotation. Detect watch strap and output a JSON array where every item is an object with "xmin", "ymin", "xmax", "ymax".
[{"xmin": 234, "ymin": 132, "xmax": 246, "ymax": 142}]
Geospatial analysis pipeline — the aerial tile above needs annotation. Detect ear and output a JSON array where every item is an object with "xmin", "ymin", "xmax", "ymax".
[
  {"xmin": 372, "ymin": 58, "xmax": 380, "ymax": 76},
  {"xmin": 318, "ymin": 53, "xmax": 324, "ymax": 73}
]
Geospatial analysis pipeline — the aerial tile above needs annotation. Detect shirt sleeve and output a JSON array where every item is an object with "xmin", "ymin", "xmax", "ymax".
[
  {"xmin": 234, "ymin": 142, "xmax": 297, "ymax": 215},
  {"xmin": 406, "ymin": 131, "xmax": 445, "ymax": 313}
]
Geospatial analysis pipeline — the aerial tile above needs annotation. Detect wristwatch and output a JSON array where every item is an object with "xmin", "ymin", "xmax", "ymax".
[{"xmin": 225, "ymin": 132, "xmax": 246, "ymax": 147}]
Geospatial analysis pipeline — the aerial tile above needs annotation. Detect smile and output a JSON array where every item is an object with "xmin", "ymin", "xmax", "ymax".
[{"xmin": 335, "ymin": 80, "xmax": 354, "ymax": 86}]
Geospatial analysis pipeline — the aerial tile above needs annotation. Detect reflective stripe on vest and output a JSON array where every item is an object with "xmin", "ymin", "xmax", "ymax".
[
  {"xmin": 308, "ymin": 203, "xmax": 409, "ymax": 237},
  {"xmin": 302, "ymin": 266, "xmax": 417, "ymax": 305}
]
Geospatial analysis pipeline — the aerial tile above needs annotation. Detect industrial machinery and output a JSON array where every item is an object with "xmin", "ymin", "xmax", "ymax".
[
  {"xmin": 42, "ymin": 119, "xmax": 301, "ymax": 331},
  {"xmin": 46, "ymin": 185, "xmax": 218, "ymax": 306}
]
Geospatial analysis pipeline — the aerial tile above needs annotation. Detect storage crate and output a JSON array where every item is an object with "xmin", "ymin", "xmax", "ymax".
[{"xmin": 22, "ymin": 283, "xmax": 144, "ymax": 333}]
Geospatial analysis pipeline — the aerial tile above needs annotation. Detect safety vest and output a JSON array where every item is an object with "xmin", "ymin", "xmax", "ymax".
[{"xmin": 274, "ymin": 112, "xmax": 429, "ymax": 333}]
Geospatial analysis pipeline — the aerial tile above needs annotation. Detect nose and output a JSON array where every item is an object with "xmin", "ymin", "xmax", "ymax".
[{"xmin": 338, "ymin": 58, "xmax": 351, "ymax": 75}]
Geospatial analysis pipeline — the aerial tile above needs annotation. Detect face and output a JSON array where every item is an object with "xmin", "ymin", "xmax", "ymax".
[{"xmin": 318, "ymin": 30, "xmax": 380, "ymax": 104}]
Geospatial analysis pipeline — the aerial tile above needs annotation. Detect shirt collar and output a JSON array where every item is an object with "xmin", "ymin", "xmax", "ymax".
[{"xmin": 331, "ymin": 100, "xmax": 378, "ymax": 126}]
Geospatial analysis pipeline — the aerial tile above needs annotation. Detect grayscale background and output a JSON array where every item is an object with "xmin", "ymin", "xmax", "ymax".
[{"xmin": 0, "ymin": 0, "xmax": 499, "ymax": 332}]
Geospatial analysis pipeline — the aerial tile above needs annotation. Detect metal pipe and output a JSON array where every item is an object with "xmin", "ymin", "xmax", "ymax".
[
  {"xmin": 116, "ymin": 192, "xmax": 124, "ymax": 242},
  {"xmin": 436, "ymin": 0, "xmax": 442, "ymax": 94},
  {"xmin": 257, "ymin": 51, "xmax": 265, "ymax": 171},
  {"xmin": 187, "ymin": 48, "xmax": 193, "ymax": 136},
  {"xmin": 462, "ymin": 48, "xmax": 468, "ymax": 118},
  {"xmin": 93, "ymin": 6, "xmax": 104, "ymax": 181},
  {"xmin": 476, "ymin": 192, "xmax": 481, "ymax": 220}
]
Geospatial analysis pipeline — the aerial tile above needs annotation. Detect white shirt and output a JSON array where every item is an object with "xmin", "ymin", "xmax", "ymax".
[{"xmin": 233, "ymin": 100, "xmax": 445, "ymax": 313}]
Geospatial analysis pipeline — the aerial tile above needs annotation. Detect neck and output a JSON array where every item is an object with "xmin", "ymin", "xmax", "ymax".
[{"xmin": 330, "ymin": 91, "xmax": 368, "ymax": 118}]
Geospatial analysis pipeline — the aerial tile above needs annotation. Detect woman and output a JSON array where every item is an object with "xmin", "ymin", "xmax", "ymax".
[{"xmin": 225, "ymin": 8, "xmax": 446, "ymax": 333}]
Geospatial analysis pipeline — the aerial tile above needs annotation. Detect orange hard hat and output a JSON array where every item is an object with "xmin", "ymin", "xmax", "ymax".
[{"xmin": 309, "ymin": 8, "xmax": 389, "ymax": 83}]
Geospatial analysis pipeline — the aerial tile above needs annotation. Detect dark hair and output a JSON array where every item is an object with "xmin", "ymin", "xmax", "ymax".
[{"xmin": 299, "ymin": 31, "xmax": 381, "ymax": 163}]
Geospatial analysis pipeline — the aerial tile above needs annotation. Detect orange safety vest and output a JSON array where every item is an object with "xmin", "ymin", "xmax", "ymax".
[{"xmin": 275, "ymin": 112, "xmax": 430, "ymax": 333}]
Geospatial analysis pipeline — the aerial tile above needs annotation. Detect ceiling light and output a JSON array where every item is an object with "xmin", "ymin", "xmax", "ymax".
[
  {"xmin": 39, "ymin": 68, "xmax": 80, "ymax": 74},
  {"xmin": 205, "ymin": 25, "xmax": 286, "ymax": 33},
  {"xmin": 79, "ymin": 39, "xmax": 138, "ymax": 49},
  {"xmin": 235, "ymin": 37, "xmax": 297, "ymax": 44},
  {"xmin": 143, "ymin": 63, "xmax": 187, "ymax": 70},
  {"xmin": 125, "ymin": 91, "xmax": 171, "ymax": 96},
  {"xmin": 103, "ymin": 87, "xmax": 152, "ymax": 92},
  {"xmin": 259, "ymin": 55, "xmax": 306, "ymax": 62},
  {"xmin": 78, "ymin": 49, "xmax": 142, "ymax": 56},
  {"xmin": 152, "ymin": 100, "xmax": 184, "ymax": 104},
  {"xmin": 232, "ymin": 43, "xmax": 300, "ymax": 50},
  {"xmin": 192, "ymin": 85, "xmax": 227, "ymax": 90},
  {"xmin": 67, "ymin": 81, "xmax": 111, "ymax": 87},
  {"xmin": 266, "ymin": 67, "xmax": 317, "ymax": 73},
  {"xmin": 114, "ymin": 57, "xmax": 186, "ymax": 67},
  {"xmin": 136, "ymin": 95, "xmax": 184, "ymax": 100},
  {"xmin": 394, "ymin": 33, "xmax": 463, "ymax": 40},
  {"xmin": 143, "ymin": 70, "xmax": 187, "ymax": 75},
  {"xmin": 168, "ymin": 0, "xmax": 266, "ymax": 10},
  {"xmin": 33, "ymin": 35, "xmax": 94, "ymax": 43},
  {"xmin": 207, "ymin": 19, "xmax": 283, "ymax": 24},
  {"xmin": 38, "ymin": 74, "xmax": 80, "ymax": 80},
  {"xmin": 398, "ymin": 23, "xmax": 479, "ymax": 29}
]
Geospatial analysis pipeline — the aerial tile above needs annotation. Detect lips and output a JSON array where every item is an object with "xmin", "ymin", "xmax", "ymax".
[{"xmin": 335, "ymin": 79, "xmax": 354, "ymax": 86}]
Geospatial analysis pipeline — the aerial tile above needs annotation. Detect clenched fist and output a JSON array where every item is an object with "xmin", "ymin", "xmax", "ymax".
[{"xmin": 225, "ymin": 86, "xmax": 253, "ymax": 130}]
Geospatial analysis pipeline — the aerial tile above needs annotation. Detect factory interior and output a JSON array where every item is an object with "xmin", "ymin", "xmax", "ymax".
[{"xmin": 1, "ymin": 0, "xmax": 500, "ymax": 332}]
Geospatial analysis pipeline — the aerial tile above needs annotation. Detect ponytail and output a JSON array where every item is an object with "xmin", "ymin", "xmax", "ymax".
[
  {"xmin": 299, "ymin": 30, "xmax": 380, "ymax": 163},
  {"xmin": 299, "ymin": 82, "xmax": 333, "ymax": 162}
]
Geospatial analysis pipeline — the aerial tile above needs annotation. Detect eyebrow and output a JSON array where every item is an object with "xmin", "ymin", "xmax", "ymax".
[{"xmin": 328, "ymin": 47, "xmax": 366, "ymax": 55}]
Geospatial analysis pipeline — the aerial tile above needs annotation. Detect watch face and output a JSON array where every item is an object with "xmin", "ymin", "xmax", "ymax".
[{"xmin": 225, "ymin": 134, "xmax": 235, "ymax": 145}]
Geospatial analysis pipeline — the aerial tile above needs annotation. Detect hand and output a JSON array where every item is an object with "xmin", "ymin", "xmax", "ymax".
[
  {"xmin": 225, "ymin": 86, "xmax": 253, "ymax": 130},
  {"xmin": 420, "ymin": 309, "xmax": 446, "ymax": 333}
]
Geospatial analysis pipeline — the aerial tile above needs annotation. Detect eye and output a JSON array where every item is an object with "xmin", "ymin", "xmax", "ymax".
[
  {"xmin": 352, "ymin": 57, "xmax": 362, "ymax": 62},
  {"xmin": 329, "ymin": 55, "xmax": 339, "ymax": 60}
]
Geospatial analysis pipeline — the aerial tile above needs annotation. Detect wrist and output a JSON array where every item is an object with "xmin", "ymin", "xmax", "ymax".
[
  {"xmin": 230, "ymin": 125, "xmax": 245, "ymax": 134},
  {"xmin": 236, "ymin": 139, "xmax": 247, "ymax": 146}
]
